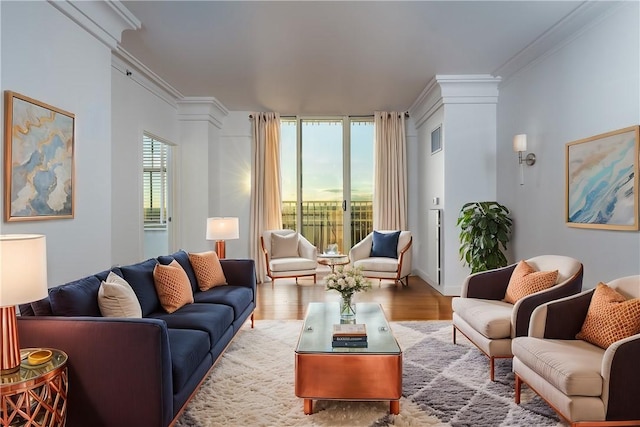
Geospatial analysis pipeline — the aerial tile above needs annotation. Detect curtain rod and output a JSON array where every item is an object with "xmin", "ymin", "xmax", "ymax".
[{"xmin": 249, "ymin": 112, "xmax": 409, "ymax": 119}]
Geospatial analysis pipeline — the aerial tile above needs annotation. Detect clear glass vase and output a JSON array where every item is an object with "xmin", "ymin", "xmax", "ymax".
[{"xmin": 340, "ymin": 294, "xmax": 356, "ymax": 321}]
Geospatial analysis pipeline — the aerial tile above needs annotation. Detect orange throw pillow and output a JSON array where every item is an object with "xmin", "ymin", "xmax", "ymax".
[
  {"xmin": 504, "ymin": 260, "xmax": 559, "ymax": 304},
  {"xmin": 188, "ymin": 251, "xmax": 227, "ymax": 291},
  {"xmin": 576, "ymin": 283, "xmax": 640, "ymax": 349},
  {"xmin": 153, "ymin": 260, "xmax": 194, "ymax": 313}
]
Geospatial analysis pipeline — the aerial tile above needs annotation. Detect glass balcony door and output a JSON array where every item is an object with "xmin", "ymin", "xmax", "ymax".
[
  {"xmin": 281, "ymin": 117, "xmax": 374, "ymax": 255},
  {"xmin": 301, "ymin": 119, "xmax": 344, "ymax": 253}
]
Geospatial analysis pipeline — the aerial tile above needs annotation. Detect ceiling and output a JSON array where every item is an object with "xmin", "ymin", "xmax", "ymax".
[{"xmin": 119, "ymin": 1, "xmax": 585, "ymax": 115}]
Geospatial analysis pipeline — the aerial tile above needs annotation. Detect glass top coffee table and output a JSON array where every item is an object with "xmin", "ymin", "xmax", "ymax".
[
  {"xmin": 294, "ymin": 302, "xmax": 402, "ymax": 415},
  {"xmin": 317, "ymin": 254, "xmax": 349, "ymax": 273}
]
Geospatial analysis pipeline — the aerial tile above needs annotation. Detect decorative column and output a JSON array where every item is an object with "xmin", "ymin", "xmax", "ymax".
[{"xmin": 176, "ymin": 97, "xmax": 229, "ymax": 252}]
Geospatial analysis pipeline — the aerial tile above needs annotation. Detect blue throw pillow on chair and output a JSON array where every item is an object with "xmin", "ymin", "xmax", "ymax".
[{"xmin": 370, "ymin": 231, "xmax": 400, "ymax": 259}]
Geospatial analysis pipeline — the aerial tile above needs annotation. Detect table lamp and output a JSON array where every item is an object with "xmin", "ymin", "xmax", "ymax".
[
  {"xmin": 206, "ymin": 217, "xmax": 239, "ymax": 259},
  {"xmin": 1, "ymin": 234, "xmax": 48, "ymax": 373}
]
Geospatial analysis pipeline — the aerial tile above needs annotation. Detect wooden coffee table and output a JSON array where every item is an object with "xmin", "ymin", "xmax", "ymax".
[{"xmin": 294, "ymin": 302, "xmax": 402, "ymax": 415}]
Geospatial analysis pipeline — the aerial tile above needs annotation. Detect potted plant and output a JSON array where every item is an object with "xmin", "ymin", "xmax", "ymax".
[{"xmin": 457, "ymin": 201, "xmax": 513, "ymax": 273}]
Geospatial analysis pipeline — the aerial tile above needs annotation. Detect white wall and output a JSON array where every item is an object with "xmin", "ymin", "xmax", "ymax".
[
  {"xmin": 410, "ymin": 76, "xmax": 499, "ymax": 295},
  {"xmin": 175, "ymin": 99, "xmax": 228, "ymax": 254},
  {"xmin": 405, "ymin": 119, "xmax": 419, "ymax": 264},
  {"xmin": 218, "ymin": 112, "xmax": 253, "ymax": 258},
  {"xmin": 441, "ymin": 102, "xmax": 498, "ymax": 294},
  {"xmin": 414, "ymin": 107, "xmax": 445, "ymax": 288},
  {"xmin": 497, "ymin": 2, "xmax": 640, "ymax": 287},
  {"xmin": 1, "ymin": 1, "xmax": 113, "ymax": 286},
  {"xmin": 111, "ymin": 63, "xmax": 179, "ymax": 265}
]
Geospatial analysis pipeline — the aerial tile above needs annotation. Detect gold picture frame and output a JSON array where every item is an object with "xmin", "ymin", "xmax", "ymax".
[
  {"xmin": 4, "ymin": 91, "xmax": 75, "ymax": 221},
  {"xmin": 565, "ymin": 125, "xmax": 639, "ymax": 230}
]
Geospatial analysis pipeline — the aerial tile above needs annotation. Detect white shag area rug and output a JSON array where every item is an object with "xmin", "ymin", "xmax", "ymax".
[{"xmin": 175, "ymin": 320, "xmax": 564, "ymax": 427}]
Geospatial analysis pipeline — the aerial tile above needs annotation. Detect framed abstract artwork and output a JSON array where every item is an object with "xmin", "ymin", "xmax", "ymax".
[
  {"xmin": 565, "ymin": 125, "xmax": 639, "ymax": 230},
  {"xmin": 4, "ymin": 91, "xmax": 75, "ymax": 221}
]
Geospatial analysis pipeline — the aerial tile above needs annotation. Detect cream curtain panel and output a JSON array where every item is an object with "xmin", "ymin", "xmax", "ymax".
[
  {"xmin": 250, "ymin": 112, "xmax": 282, "ymax": 282},
  {"xmin": 373, "ymin": 111, "xmax": 408, "ymax": 230}
]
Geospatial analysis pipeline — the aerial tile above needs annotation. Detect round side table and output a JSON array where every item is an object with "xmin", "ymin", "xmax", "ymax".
[
  {"xmin": 1, "ymin": 348, "xmax": 68, "ymax": 427},
  {"xmin": 318, "ymin": 254, "xmax": 350, "ymax": 273}
]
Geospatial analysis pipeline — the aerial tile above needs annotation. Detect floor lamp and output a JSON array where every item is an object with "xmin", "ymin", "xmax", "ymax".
[
  {"xmin": 206, "ymin": 217, "xmax": 239, "ymax": 259},
  {"xmin": 1, "ymin": 234, "xmax": 48, "ymax": 373}
]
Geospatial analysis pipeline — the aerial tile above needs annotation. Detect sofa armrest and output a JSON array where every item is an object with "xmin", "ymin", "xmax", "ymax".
[
  {"xmin": 527, "ymin": 289, "xmax": 593, "ymax": 339},
  {"xmin": 512, "ymin": 265, "xmax": 584, "ymax": 337},
  {"xmin": 221, "ymin": 259, "xmax": 257, "ymax": 291},
  {"xmin": 462, "ymin": 264, "xmax": 516, "ymax": 299},
  {"xmin": 18, "ymin": 316, "xmax": 173, "ymax": 427},
  {"xmin": 602, "ymin": 333, "xmax": 640, "ymax": 421}
]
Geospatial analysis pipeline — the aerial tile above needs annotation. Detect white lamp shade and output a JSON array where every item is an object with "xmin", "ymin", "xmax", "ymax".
[
  {"xmin": 513, "ymin": 134, "xmax": 527, "ymax": 152},
  {"xmin": 206, "ymin": 217, "xmax": 239, "ymax": 241},
  {"xmin": 0, "ymin": 234, "xmax": 48, "ymax": 307}
]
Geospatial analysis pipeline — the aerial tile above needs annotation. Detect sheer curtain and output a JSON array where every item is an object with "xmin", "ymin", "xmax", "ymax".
[
  {"xmin": 250, "ymin": 112, "xmax": 282, "ymax": 282},
  {"xmin": 373, "ymin": 111, "xmax": 407, "ymax": 230}
]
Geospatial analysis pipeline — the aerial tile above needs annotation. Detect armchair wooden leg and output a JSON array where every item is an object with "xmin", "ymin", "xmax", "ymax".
[
  {"xmin": 250, "ymin": 313, "xmax": 254, "ymax": 329},
  {"xmin": 490, "ymin": 357, "xmax": 495, "ymax": 382},
  {"xmin": 515, "ymin": 374, "xmax": 522, "ymax": 404},
  {"xmin": 453, "ymin": 326, "xmax": 457, "ymax": 344},
  {"xmin": 313, "ymin": 274, "xmax": 316, "ymax": 284}
]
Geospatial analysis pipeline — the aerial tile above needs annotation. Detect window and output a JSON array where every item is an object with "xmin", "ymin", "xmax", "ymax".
[
  {"xmin": 280, "ymin": 117, "xmax": 374, "ymax": 252},
  {"xmin": 143, "ymin": 134, "xmax": 169, "ymax": 229}
]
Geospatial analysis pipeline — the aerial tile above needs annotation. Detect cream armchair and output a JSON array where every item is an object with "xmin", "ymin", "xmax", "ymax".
[
  {"xmin": 452, "ymin": 255, "xmax": 583, "ymax": 381},
  {"xmin": 349, "ymin": 230, "xmax": 412, "ymax": 286},
  {"xmin": 260, "ymin": 229, "xmax": 317, "ymax": 284},
  {"xmin": 513, "ymin": 275, "xmax": 640, "ymax": 426}
]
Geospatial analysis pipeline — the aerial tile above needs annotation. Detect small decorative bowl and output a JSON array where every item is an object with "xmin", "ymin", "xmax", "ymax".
[{"xmin": 28, "ymin": 349, "xmax": 53, "ymax": 366}]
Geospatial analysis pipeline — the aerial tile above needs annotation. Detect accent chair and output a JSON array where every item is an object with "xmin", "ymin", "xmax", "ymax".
[
  {"xmin": 452, "ymin": 255, "xmax": 584, "ymax": 381},
  {"xmin": 349, "ymin": 230, "xmax": 412, "ymax": 286},
  {"xmin": 260, "ymin": 229, "xmax": 317, "ymax": 284},
  {"xmin": 512, "ymin": 275, "xmax": 640, "ymax": 426}
]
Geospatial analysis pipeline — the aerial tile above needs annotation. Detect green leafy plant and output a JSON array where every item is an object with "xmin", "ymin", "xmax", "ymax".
[{"xmin": 457, "ymin": 201, "xmax": 513, "ymax": 273}]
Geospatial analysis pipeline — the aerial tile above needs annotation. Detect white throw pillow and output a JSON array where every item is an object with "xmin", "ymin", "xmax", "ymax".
[
  {"xmin": 270, "ymin": 232, "xmax": 300, "ymax": 259},
  {"xmin": 98, "ymin": 271, "xmax": 143, "ymax": 318}
]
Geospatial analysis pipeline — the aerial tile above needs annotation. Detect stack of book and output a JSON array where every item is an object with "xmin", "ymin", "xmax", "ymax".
[{"xmin": 332, "ymin": 323, "xmax": 368, "ymax": 347}]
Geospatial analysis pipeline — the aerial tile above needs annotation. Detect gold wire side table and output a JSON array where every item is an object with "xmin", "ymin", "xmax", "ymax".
[{"xmin": 1, "ymin": 348, "xmax": 68, "ymax": 427}]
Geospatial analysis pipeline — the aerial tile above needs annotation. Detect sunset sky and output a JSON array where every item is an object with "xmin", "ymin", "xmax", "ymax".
[{"xmin": 281, "ymin": 119, "xmax": 374, "ymax": 202}]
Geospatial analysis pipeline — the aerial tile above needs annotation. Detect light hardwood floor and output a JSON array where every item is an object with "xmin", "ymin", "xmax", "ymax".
[{"xmin": 254, "ymin": 271, "xmax": 453, "ymax": 322}]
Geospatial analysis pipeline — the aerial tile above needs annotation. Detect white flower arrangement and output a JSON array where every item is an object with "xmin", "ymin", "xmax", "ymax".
[{"xmin": 325, "ymin": 265, "xmax": 371, "ymax": 299}]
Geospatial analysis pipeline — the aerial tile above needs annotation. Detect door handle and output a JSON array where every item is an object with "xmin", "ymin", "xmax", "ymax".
[{"xmin": 342, "ymin": 200, "xmax": 347, "ymax": 211}]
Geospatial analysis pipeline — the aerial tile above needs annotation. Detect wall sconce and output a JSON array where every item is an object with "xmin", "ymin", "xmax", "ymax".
[
  {"xmin": 206, "ymin": 217, "xmax": 239, "ymax": 259},
  {"xmin": 513, "ymin": 134, "xmax": 536, "ymax": 185}
]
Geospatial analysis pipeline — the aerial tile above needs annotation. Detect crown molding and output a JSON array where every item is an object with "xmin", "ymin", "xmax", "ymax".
[
  {"xmin": 409, "ymin": 77, "xmax": 442, "ymax": 128},
  {"xmin": 177, "ymin": 98, "xmax": 229, "ymax": 129},
  {"xmin": 112, "ymin": 49, "xmax": 184, "ymax": 106},
  {"xmin": 409, "ymin": 75, "xmax": 500, "ymax": 128},
  {"xmin": 436, "ymin": 75, "xmax": 501, "ymax": 105},
  {"xmin": 494, "ymin": 1, "xmax": 624, "ymax": 84},
  {"xmin": 48, "ymin": 0, "xmax": 140, "ymax": 50},
  {"xmin": 111, "ymin": 54, "xmax": 181, "ymax": 108}
]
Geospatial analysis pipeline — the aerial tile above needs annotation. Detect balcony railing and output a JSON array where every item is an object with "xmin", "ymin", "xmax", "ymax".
[{"xmin": 282, "ymin": 201, "xmax": 373, "ymax": 253}]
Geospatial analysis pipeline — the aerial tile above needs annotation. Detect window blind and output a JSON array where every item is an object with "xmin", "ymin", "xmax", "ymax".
[{"xmin": 143, "ymin": 135, "xmax": 168, "ymax": 229}]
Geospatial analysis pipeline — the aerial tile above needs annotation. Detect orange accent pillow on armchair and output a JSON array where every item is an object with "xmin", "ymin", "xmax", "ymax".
[
  {"xmin": 504, "ymin": 260, "xmax": 558, "ymax": 304},
  {"xmin": 577, "ymin": 283, "xmax": 640, "ymax": 349}
]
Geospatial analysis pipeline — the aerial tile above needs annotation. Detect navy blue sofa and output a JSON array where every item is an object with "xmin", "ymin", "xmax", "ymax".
[{"xmin": 18, "ymin": 251, "xmax": 256, "ymax": 427}]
